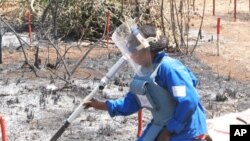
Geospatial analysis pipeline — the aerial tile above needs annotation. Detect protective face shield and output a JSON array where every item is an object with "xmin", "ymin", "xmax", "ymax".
[{"xmin": 112, "ymin": 19, "xmax": 157, "ymax": 76}]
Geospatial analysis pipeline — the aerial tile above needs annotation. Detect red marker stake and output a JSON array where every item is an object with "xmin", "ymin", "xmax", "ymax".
[
  {"xmin": 217, "ymin": 17, "xmax": 220, "ymax": 56},
  {"xmin": 137, "ymin": 110, "xmax": 143, "ymax": 137},
  {"xmin": 0, "ymin": 116, "xmax": 8, "ymax": 141}
]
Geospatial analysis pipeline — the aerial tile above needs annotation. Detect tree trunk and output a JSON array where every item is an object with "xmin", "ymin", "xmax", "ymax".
[
  {"xmin": 121, "ymin": 0, "xmax": 124, "ymax": 18},
  {"xmin": 161, "ymin": 0, "xmax": 166, "ymax": 35},
  {"xmin": 53, "ymin": 0, "xmax": 59, "ymax": 39},
  {"xmin": 179, "ymin": 0, "xmax": 184, "ymax": 46},
  {"xmin": 170, "ymin": 0, "xmax": 179, "ymax": 51},
  {"xmin": 0, "ymin": 21, "xmax": 2, "ymax": 64},
  {"xmin": 234, "ymin": 0, "xmax": 236, "ymax": 21},
  {"xmin": 213, "ymin": 0, "xmax": 215, "ymax": 16},
  {"xmin": 34, "ymin": 46, "xmax": 40, "ymax": 69},
  {"xmin": 193, "ymin": 0, "xmax": 195, "ymax": 11}
]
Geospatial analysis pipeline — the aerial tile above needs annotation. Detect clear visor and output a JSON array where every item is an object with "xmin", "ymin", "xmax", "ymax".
[{"xmin": 112, "ymin": 21, "xmax": 153, "ymax": 76}]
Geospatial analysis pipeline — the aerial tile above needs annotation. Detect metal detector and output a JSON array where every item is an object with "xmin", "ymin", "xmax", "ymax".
[{"xmin": 50, "ymin": 56, "xmax": 127, "ymax": 141}]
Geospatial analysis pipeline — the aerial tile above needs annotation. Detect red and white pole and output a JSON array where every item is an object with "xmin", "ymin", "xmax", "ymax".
[
  {"xmin": 0, "ymin": 116, "xmax": 8, "ymax": 141},
  {"xmin": 217, "ymin": 17, "xmax": 220, "ymax": 56},
  {"xmin": 137, "ymin": 110, "xmax": 143, "ymax": 138}
]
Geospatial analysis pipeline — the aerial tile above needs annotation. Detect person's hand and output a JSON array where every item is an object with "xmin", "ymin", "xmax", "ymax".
[
  {"xmin": 83, "ymin": 99, "xmax": 107, "ymax": 111},
  {"xmin": 156, "ymin": 128, "xmax": 171, "ymax": 141}
]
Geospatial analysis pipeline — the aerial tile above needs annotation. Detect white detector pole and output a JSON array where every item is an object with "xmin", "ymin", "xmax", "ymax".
[{"xmin": 50, "ymin": 56, "xmax": 127, "ymax": 141}]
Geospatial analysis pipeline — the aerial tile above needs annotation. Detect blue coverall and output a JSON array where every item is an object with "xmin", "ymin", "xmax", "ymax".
[{"xmin": 105, "ymin": 51, "xmax": 208, "ymax": 141}]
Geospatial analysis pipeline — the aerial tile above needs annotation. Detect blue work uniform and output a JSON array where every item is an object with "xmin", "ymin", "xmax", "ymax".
[{"xmin": 106, "ymin": 51, "xmax": 208, "ymax": 141}]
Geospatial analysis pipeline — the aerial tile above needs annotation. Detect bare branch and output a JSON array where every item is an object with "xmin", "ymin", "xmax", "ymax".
[
  {"xmin": 190, "ymin": 0, "xmax": 206, "ymax": 55},
  {"xmin": 47, "ymin": 37, "xmax": 71, "ymax": 78},
  {"xmin": 47, "ymin": 68, "xmax": 71, "ymax": 84}
]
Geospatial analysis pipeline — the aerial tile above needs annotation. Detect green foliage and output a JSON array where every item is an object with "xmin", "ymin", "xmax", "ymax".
[{"xmin": 41, "ymin": 0, "xmax": 123, "ymax": 41}]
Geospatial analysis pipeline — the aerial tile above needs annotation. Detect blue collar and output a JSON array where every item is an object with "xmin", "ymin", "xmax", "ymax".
[{"xmin": 153, "ymin": 51, "xmax": 167, "ymax": 64}]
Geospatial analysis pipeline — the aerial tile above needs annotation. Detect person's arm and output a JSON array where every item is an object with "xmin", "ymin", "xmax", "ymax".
[
  {"xmin": 106, "ymin": 92, "xmax": 141, "ymax": 117},
  {"xmin": 84, "ymin": 92, "xmax": 141, "ymax": 117},
  {"xmin": 156, "ymin": 58, "xmax": 199, "ymax": 134},
  {"xmin": 84, "ymin": 99, "xmax": 107, "ymax": 110}
]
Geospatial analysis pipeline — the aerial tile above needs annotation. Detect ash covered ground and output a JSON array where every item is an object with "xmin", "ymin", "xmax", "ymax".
[{"xmin": 0, "ymin": 45, "xmax": 250, "ymax": 141}]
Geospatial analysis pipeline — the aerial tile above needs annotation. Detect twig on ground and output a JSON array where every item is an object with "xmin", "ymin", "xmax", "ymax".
[{"xmin": 47, "ymin": 68, "xmax": 71, "ymax": 84}]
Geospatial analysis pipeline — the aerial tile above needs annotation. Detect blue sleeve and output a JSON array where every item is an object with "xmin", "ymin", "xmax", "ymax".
[
  {"xmin": 105, "ymin": 92, "xmax": 141, "ymax": 117},
  {"xmin": 156, "ymin": 58, "xmax": 199, "ymax": 134}
]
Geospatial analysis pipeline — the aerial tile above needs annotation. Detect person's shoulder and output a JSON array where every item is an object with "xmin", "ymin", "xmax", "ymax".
[
  {"xmin": 157, "ymin": 56, "xmax": 174, "ymax": 75},
  {"xmin": 160, "ymin": 56, "xmax": 184, "ymax": 70}
]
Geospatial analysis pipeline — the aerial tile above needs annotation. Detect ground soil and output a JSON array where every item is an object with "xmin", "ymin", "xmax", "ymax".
[
  {"xmin": 193, "ymin": 0, "xmax": 250, "ymax": 82},
  {"xmin": 0, "ymin": 0, "xmax": 250, "ymax": 141}
]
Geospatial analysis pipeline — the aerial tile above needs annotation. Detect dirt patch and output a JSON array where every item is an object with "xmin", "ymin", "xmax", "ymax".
[{"xmin": 191, "ymin": 0, "xmax": 250, "ymax": 82}]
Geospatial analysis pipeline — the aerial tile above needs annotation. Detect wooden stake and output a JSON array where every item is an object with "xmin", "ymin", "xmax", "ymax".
[
  {"xmin": 234, "ymin": 0, "xmax": 236, "ymax": 21},
  {"xmin": 213, "ymin": 0, "xmax": 215, "ymax": 16}
]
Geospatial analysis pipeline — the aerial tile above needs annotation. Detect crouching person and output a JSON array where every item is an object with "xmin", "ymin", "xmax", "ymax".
[{"xmin": 84, "ymin": 20, "xmax": 211, "ymax": 141}]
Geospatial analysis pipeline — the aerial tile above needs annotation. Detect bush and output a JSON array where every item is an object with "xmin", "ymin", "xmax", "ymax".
[{"xmin": 40, "ymin": 0, "xmax": 123, "ymax": 41}]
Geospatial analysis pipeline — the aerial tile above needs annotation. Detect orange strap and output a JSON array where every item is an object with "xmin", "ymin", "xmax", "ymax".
[{"xmin": 195, "ymin": 134, "xmax": 206, "ymax": 140}]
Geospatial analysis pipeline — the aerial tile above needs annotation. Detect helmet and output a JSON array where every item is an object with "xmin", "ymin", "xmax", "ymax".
[
  {"xmin": 112, "ymin": 19, "xmax": 168, "ymax": 76},
  {"xmin": 139, "ymin": 25, "xmax": 169, "ymax": 53}
]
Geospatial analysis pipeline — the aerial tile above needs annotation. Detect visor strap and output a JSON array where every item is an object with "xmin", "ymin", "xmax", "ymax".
[
  {"xmin": 136, "ymin": 33, "xmax": 150, "ymax": 48},
  {"xmin": 135, "ymin": 44, "xmax": 145, "ymax": 51},
  {"xmin": 135, "ymin": 37, "xmax": 158, "ymax": 51},
  {"xmin": 131, "ymin": 26, "xmax": 150, "ymax": 48},
  {"xmin": 147, "ymin": 37, "xmax": 158, "ymax": 43}
]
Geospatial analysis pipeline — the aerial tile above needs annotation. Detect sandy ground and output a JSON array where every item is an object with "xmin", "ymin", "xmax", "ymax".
[
  {"xmin": 193, "ymin": 0, "xmax": 250, "ymax": 82},
  {"xmin": 0, "ymin": 0, "xmax": 250, "ymax": 141}
]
